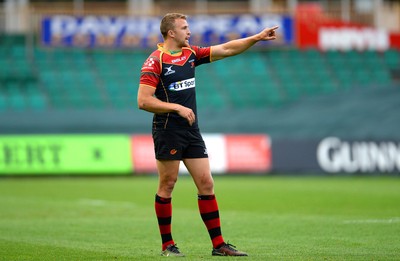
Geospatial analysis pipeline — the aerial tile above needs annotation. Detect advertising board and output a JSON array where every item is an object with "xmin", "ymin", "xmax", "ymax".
[
  {"xmin": 295, "ymin": 3, "xmax": 400, "ymax": 50},
  {"xmin": 272, "ymin": 137, "xmax": 400, "ymax": 174},
  {"xmin": 317, "ymin": 137, "xmax": 400, "ymax": 173},
  {"xmin": 0, "ymin": 135, "xmax": 132, "ymax": 175},
  {"xmin": 225, "ymin": 134, "xmax": 271, "ymax": 172},
  {"xmin": 41, "ymin": 14, "xmax": 293, "ymax": 48},
  {"xmin": 131, "ymin": 134, "xmax": 271, "ymax": 174}
]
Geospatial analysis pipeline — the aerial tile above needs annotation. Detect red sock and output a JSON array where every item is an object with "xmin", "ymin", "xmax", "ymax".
[
  {"xmin": 198, "ymin": 194, "xmax": 225, "ymax": 248},
  {"xmin": 155, "ymin": 194, "xmax": 174, "ymax": 250}
]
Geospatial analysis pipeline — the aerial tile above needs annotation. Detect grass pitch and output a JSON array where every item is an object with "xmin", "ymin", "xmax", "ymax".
[{"xmin": 0, "ymin": 175, "xmax": 399, "ymax": 260}]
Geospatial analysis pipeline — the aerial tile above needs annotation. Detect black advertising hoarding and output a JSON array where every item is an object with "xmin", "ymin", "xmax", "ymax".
[
  {"xmin": 272, "ymin": 137, "xmax": 400, "ymax": 174},
  {"xmin": 317, "ymin": 137, "xmax": 400, "ymax": 173},
  {"xmin": 272, "ymin": 139, "xmax": 321, "ymax": 173}
]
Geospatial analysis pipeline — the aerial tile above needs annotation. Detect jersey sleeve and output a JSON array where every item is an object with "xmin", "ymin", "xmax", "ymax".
[
  {"xmin": 190, "ymin": 45, "xmax": 211, "ymax": 66},
  {"xmin": 139, "ymin": 54, "xmax": 161, "ymax": 88}
]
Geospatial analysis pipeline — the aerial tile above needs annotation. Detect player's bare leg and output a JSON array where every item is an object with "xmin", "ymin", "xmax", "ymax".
[
  {"xmin": 183, "ymin": 158, "xmax": 248, "ymax": 256},
  {"xmin": 155, "ymin": 160, "xmax": 184, "ymax": 256},
  {"xmin": 183, "ymin": 158, "xmax": 214, "ymax": 195},
  {"xmin": 156, "ymin": 159, "xmax": 180, "ymax": 198}
]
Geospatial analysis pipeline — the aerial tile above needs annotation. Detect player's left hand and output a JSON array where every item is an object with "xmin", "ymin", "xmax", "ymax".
[{"xmin": 259, "ymin": 26, "xmax": 279, "ymax": 41}]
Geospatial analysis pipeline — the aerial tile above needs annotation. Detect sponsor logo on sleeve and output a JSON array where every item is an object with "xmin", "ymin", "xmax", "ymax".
[{"xmin": 142, "ymin": 57, "xmax": 155, "ymax": 69}]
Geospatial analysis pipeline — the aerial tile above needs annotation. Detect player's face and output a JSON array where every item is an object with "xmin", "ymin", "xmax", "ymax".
[{"xmin": 171, "ymin": 18, "xmax": 191, "ymax": 47}]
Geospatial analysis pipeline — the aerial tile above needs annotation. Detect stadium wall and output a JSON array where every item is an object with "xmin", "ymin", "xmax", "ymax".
[{"xmin": 1, "ymin": 134, "xmax": 399, "ymax": 175}]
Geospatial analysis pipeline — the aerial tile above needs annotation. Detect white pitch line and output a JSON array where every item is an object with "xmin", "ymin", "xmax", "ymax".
[
  {"xmin": 343, "ymin": 217, "xmax": 400, "ymax": 224},
  {"xmin": 79, "ymin": 199, "xmax": 107, "ymax": 206},
  {"xmin": 78, "ymin": 198, "xmax": 136, "ymax": 208}
]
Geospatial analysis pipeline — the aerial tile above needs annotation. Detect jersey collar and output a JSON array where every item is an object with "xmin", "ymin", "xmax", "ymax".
[{"xmin": 157, "ymin": 43, "xmax": 190, "ymax": 56}]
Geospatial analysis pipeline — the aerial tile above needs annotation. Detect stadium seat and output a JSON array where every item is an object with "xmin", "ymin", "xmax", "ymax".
[
  {"xmin": 383, "ymin": 49, "xmax": 400, "ymax": 69},
  {"xmin": 26, "ymin": 93, "xmax": 47, "ymax": 110},
  {"xmin": 0, "ymin": 94, "xmax": 6, "ymax": 110},
  {"xmin": 1, "ymin": 36, "xmax": 397, "ymax": 112}
]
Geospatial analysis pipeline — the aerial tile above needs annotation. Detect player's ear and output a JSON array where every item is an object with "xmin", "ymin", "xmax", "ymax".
[{"xmin": 168, "ymin": 30, "xmax": 175, "ymax": 38}]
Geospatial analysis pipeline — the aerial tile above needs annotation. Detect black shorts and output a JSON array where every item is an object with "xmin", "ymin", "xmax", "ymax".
[{"xmin": 152, "ymin": 128, "xmax": 208, "ymax": 160}]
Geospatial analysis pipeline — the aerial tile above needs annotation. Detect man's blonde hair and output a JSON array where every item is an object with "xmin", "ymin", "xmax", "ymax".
[{"xmin": 160, "ymin": 13, "xmax": 187, "ymax": 39}]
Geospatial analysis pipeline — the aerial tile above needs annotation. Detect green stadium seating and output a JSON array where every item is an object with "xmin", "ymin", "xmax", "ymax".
[
  {"xmin": 0, "ymin": 34, "xmax": 398, "ymax": 112},
  {"xmin": 383, "ymin": 49, "xmax": 400, "ymax": 69}
]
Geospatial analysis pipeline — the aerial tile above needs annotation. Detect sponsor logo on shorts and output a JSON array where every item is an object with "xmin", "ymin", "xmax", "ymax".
[
  {"xmin": 170, "ymin": 149, "xmax": 178, "ymax": 155},
  {"xmin": 168, "ymin": 78, "xmax": 195, "ymax": 92}
]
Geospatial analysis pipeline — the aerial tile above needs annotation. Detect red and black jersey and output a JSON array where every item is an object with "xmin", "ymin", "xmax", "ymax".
[{"xmin": 140, "ymin": 44, "xmax": 211, "ymax": 130}]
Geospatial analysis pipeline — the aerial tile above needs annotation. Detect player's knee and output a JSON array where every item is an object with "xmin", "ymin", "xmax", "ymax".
[
  {"xmin": 199, "ymin": 176, "xmax": 214, "ymax": 193},
  {"xmin": 161, "ymin": 177, "xmax": 178, "ymax": 192}
]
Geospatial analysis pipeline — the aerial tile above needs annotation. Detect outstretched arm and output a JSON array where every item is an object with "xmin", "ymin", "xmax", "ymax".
[{"xmin": 211, "ymin": 26, "xmax": 279, "ymax": 61}]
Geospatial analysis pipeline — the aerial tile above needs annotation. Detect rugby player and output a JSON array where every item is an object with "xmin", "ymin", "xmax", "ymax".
[{"xmin": 138, "ymin": 13, "xmax": 278, "ymax": 257}]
